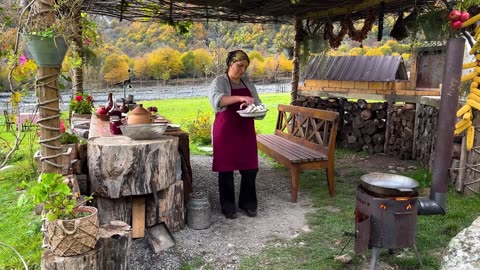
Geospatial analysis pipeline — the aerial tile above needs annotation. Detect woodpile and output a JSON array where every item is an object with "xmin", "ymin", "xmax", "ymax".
[
  {"xmin": 385, "ymin": 104, "xmax": 416, "ymax": 160},
  {"xmin": 412, "ymin": 104, "xmax": 439, "ymax": 167},
  {"xmin": 293, "ymin": 95, "xmax": 439, "ymax": 163},
  {"xmin": 339, "ymin": 99, "xmax": 387, "ymax": 153}
]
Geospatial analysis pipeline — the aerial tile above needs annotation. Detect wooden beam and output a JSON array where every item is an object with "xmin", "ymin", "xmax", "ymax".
[{"xmin": 303, "ymin": 0, "xmax": 399, "ymax": 20}]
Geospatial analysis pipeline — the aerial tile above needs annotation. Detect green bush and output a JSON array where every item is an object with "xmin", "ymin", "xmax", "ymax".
[{"xmin": 185, "ymin": 111, "xmax": 212, "ymax": 146}]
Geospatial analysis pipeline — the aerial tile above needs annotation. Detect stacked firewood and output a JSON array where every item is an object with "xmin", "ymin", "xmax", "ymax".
[
  {"xmin": 339, "ymin": 99, "xmax": 388, "ymax": 153},
  {"xmin": 385, "ymin": 104, "xmax": 416, "ymax": 160},
  {"xmin": 412, "ymin": 104, "xmax": 439, "ymax": 167}
]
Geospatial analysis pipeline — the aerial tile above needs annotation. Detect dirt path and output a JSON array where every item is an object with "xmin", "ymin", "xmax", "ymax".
[
  {"xmin": 130, "ymin": 154, "xmax": 314, "ymax": 269},
  {"xmin": 129, "ymin": 153, "xmax": 420, "ymax": 269}
]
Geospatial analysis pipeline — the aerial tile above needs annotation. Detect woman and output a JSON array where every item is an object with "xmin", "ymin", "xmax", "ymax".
[{"xmin": 208, "ymin": 50, "xmax": 263, "ymax": 219}]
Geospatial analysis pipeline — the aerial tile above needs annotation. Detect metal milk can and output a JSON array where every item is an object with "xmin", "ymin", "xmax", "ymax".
[{"xmin": 186, "ymin": 192, "xmax": 211, "ymax": 230}]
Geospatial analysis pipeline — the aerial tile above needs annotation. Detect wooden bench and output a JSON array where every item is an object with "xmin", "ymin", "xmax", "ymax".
[{"xmin": 257, "ymin": 104, "xmax": 339, "ymax": 202}]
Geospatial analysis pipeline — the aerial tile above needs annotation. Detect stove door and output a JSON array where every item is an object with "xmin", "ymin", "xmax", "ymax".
[{"xmin": 354, "ymin": 211, "xmax": 371, "ymax": 254}]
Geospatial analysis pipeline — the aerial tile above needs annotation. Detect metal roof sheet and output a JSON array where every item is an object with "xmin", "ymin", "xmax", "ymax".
[{"xmin": 304, "ymin": 56, "xmax": 408, "ymax": 82}]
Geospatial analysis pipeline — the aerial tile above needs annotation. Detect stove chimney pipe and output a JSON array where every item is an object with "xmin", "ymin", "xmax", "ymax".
[{"xmin": 417, "ymin": 38, "xmax": 465, "ymax": 216}]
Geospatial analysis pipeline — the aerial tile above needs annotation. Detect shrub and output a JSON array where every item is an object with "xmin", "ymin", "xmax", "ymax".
[{"xmin": 186, "ymin": 111, "xmax": 212, "ymax": 146}]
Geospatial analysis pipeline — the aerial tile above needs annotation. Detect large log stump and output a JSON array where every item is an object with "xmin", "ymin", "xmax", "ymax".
[
  {"xmin": 88, "ymin": 136, "xmax": 178, "ymax": 198},
  {"xmin": 94, "ymin": 181, "xmax": 185, "ymax": 232},
  {"xmin": 41, "ymin": 244, "xmax": 102, "ymax": 270},
  {"xmin": 97, "ymin": 220, "xmax": 132, "ymax": 270}
]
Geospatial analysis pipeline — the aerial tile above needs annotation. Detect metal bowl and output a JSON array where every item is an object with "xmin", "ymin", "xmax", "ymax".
[{"xmin": 120, "ymin": 123, "xmax": 167, "ymax": 140}]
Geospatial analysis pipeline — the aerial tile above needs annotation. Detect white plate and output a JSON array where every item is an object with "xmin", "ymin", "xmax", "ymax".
[
  {"xmin": 168, "ymin": 124, "xmax": 181, "ymax": 129},
  {"xmin": 237, "ymin": 111, "xmax": 267, "ymax": 117}
]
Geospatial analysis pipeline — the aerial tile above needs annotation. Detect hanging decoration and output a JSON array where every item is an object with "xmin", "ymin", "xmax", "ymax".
[
  {"xmin": 377, "ymin": 2, "xmax": 385, "ymax": 41},
  {"xmin": 323, "ymin": 19, "xmax": 348, "ymax": 48},
  {"xmin": 346, "ymin": 10, "xmax": 376, "ymax": 43},
  {"xmin": 390, "ymin": 11, "xmax": 408, "ymax": 41},
  {"xmin": 323, "ymin": 9, "xmax": 376, "ymax": 48}
]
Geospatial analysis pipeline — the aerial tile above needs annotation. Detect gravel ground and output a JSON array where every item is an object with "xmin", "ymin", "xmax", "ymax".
[{"xmin": 130, "ymin": 154, "xmax": 315, "ymax": 270}]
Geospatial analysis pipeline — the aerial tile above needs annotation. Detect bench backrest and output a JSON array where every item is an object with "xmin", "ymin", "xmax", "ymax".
[{"xmin": 274, "ymin": 104, "xmax": 339, "ymax": 157}]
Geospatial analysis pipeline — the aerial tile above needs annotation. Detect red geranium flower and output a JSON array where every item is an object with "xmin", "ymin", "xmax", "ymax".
[
  {"xmin": 86, "ymin": 95, "xmax": 93, "ymax": 102},
  {"xmin": 60, "ymin": 120, "xmax": 66, "ymax": 133},
  {"xmin": 75, "ymin": 95, "xmax": 83, "ymax": 102}
]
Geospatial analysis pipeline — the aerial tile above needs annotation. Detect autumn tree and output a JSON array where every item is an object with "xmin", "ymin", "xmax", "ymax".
[
  {"xmin": 146, "ymin": 47, "xmax": 183, "ymax": 83},
  {"xmin": 181, "ymin": 51, "xmax": 195, "ymax": 77},
  {"xmin": 102, "ymin": 53, "xmax": 130, "ymax": 85},
  {"xmin": 133, "ymin": 56, "xmax": 148, "ymax": 80},
  {"xmin": 192, "ymin": 48, "xmax": 213, "ymax": 79},
  {"xmin": 248, "ymin": 58, "xmax": 266, "ymax": 80}
]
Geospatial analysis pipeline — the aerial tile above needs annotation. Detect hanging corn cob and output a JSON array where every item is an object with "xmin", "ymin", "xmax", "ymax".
[{"xmin": 451, "ymin": 10, "xmax": 480, "ymax": 151}]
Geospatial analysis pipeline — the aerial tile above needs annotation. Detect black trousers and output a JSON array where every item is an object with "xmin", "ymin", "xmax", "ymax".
[{"xmin": 218, "ymin": 169, "xmax": 258, "ymax": 214}]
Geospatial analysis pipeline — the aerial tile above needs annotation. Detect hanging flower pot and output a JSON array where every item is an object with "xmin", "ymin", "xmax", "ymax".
[
  {"xmin": 418, "ymin": 8, "xmax": 448, "ymax": 41},
  {"xmin": 22, "ymin": 34, "xmax": 68, "ymax": 67},
  {"xmin": 307, "ymin": 36, "xmax": 328, "ymax": 53},
  {"xmin": 282, "ymin": 47, "xmax": 294, "ymax": 60}
]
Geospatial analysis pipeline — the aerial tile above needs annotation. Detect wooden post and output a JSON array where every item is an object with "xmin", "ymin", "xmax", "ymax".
[
  {"xmin": 132, "ymin": 197, "xmax": 145, "ymax": 238},
  {"xmin": 33, "ymin": 0, "xmax": 62, "ymax": 174},
  {"xmin": 290, "ymin": 17, "xmax": 302, "ymax": 104}
]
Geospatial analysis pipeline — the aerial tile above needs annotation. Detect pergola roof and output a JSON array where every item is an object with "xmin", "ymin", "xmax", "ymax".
[{"xmin": 82, "ymin": 0, "xmax": 438, "ymax": 24}]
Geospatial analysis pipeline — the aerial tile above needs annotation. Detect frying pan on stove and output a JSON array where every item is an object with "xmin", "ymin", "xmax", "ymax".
[{"xmin": 360, "ymin": 172, "xmax": 419, "ymax": 196}]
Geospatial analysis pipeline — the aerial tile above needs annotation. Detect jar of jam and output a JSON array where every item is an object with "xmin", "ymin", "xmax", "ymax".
[{"xmin": 109, "ymin": 116, "xmax": 123, "ymax": 135}]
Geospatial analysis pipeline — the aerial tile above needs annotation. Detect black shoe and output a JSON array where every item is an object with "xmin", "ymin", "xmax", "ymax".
[
  {"xmin": 240, "ymin": 208, "xmax": 257, "ymax": 217},
  {"xmin": 222, "ymin": 210, "xmax": 238, "ymax": 219}
]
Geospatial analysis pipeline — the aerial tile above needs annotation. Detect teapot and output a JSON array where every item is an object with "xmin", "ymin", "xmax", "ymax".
[{"xmin": 127, "ymin": 104, "xmax": 151, "ymax": 125}]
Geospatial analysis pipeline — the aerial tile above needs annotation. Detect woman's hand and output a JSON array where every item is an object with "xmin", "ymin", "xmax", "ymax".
[{"xmin": 238, "ymin": 96, "xmax": 254, "ymax": 109}]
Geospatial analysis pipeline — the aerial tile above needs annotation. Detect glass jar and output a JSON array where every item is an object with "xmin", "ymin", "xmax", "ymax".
[{"xmin": 109, "ymin": 116, "xmax": 123, "ymax": 135}]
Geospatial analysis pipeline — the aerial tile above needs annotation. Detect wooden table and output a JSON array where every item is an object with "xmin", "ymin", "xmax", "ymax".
[{"xmin": 88, "ymin": 114, "xmax": 193, "ymax": 196}]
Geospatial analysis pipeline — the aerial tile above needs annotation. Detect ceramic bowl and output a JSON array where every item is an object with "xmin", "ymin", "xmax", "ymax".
[{"xmin": 120, "ymin": 124, "xmax": 167, "ymax": 140}]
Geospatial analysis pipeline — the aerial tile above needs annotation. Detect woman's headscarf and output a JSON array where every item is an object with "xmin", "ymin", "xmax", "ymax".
[{"xmin": 226, "ymin": 50, "xmax": 250, "ymax": 67}]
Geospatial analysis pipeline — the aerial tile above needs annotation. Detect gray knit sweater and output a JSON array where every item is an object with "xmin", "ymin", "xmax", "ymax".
[{"xmin": 208, "ymin": 74, "xmax": 262, "ymax": 113}]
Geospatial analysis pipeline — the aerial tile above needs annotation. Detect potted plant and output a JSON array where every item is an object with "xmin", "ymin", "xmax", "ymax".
[
  {"xmin": 274, "ymin": 25, "xmax": 295, "ymax": 59},
  {"xmin": 69, "ymin": 93, "xmax": 94, "ymax": 116},
  {"xmin": 20, "ymin": 0, "xmax": 85, "ymax": 68},
  {"xmin": 22, "ymin": 28, "xmax": 69, "ymax": 67},
  {"xmin": 30, "ymin": 173, "xmax": 98, "ymax": 257}
]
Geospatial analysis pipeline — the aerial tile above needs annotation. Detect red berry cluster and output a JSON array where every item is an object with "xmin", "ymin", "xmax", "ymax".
[
  {"xmin": 147, "ymin": 106, "xmax": 158, "ymax": 113},
  {"xmin": 448, "ymin": 9, "xmax": 470, "ymax": 29}
]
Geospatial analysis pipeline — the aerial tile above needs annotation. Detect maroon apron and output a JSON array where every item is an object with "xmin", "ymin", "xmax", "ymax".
[{"xmin": 212, "ymin": 86, "xmax": 258, "ymax": 172}]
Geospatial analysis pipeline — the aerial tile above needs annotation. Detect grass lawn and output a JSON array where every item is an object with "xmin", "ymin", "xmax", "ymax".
[{"xmin": 1, "ymin": 93, "xmax": 480, "ymax": 269}]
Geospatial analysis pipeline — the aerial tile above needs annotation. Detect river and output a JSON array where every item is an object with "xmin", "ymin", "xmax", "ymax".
[{"xmin": 0, "ymin": 81, "xmax": 291, "ymax": 113}]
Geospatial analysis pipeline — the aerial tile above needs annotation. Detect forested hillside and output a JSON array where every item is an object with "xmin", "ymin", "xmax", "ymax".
[{"xmin": 0, "ymin": 1, "xmax": 420, "ymax": 92}]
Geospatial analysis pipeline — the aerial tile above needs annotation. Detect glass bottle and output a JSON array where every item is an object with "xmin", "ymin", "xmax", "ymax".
[
  {"xmin": 109, "ymin": 115, "xmax": 123, "ymax": 135},
  {"xmin": 108, "ymin": 103, "xmax": 122, "ymax": 118},
  {"xmin": 120, "ymin": 98, "xmax": 129, "ymax": 114},
  {"xmin": 105, "ymin": 92, "xmax": 114, "ymax": 111}
]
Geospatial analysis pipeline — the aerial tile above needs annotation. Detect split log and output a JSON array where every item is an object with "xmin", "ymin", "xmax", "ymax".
[
  {"xmin": 88, "ymin": 136, "xmax": 178, "ymax": 198},
  {"xmin": 97, "ymin": 220, "xmax": 132, "ymax": 270},
  {"xmin": 146, "ymin": 180, "xmax": 185, "ymax": 231},
  {"xmin": 357, "ymin": 99, "xmax": 368, "ymax": 109},
  {"xmin": 352, "ymin": 116, "xmax": 365, "ymax": 129},
  {"xmin": 371, "ymin": 102, "xmax": 387, "ymax": 111},
  {"xmin": 360, "ymin": 109, "xmax": 372, "ymax": 120},
  {"xmin": 94, "ymin": 196, "xmax": 132, "ymax": 225}
]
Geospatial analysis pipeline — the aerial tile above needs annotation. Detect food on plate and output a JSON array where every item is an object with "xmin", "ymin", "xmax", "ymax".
[{"xmin": 239, "ymin": 103, "xmax": 267, "ymax": 113}]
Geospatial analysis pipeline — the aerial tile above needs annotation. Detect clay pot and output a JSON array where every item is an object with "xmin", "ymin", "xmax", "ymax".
[{"xmin": 127, "ymin": 104, "xmax": 151, "ymax": 125}]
